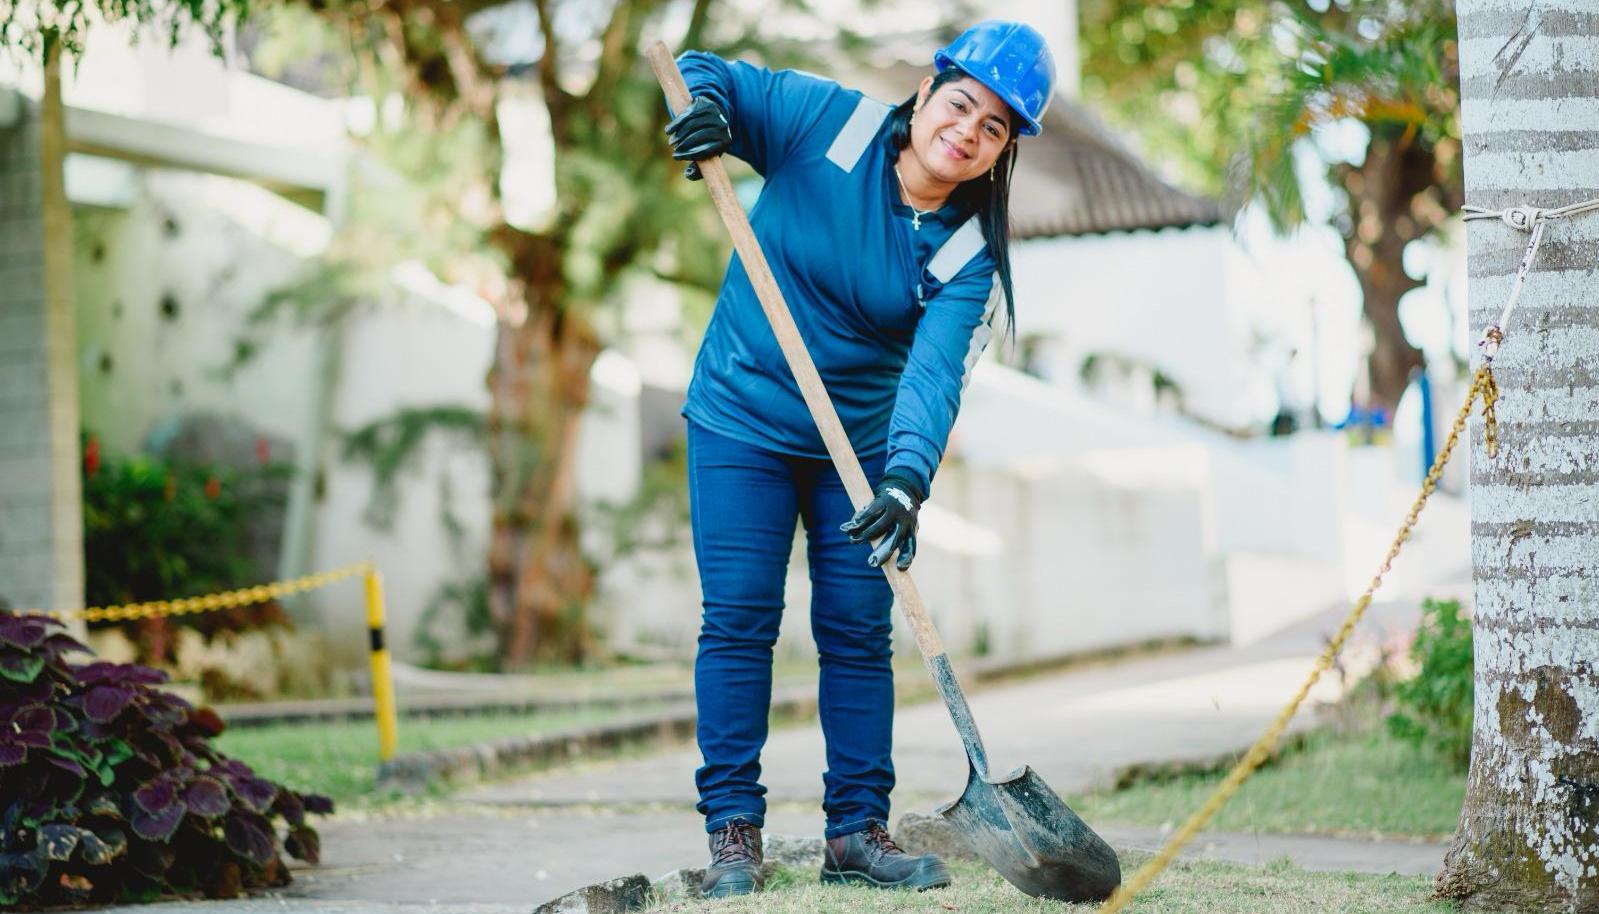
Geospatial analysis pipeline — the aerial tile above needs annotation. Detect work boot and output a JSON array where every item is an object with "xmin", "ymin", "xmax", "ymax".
[
  {"xmin": 701, "ymin": 819, "xmax": 763, "ymax": 898},
  {"xmin": 821, "ymin": 821, "xmax": 951, "ymax": 890}
]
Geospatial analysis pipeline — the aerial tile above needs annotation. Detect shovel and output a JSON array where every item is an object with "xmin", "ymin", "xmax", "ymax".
[{"xmin": 648, "ymin": 44, "xmax": 1121, "ymax": 903}]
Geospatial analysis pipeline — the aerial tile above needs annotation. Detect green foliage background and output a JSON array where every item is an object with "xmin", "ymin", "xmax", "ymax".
[{"xmin": 1388, "ymin": 597, "xmax": 1474, "ymax": 769}]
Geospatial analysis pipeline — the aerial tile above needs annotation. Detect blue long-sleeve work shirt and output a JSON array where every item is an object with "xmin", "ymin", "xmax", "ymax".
[{"xmin": 677, "ymin": 51, "xmax": 1004, "ymax": 497}]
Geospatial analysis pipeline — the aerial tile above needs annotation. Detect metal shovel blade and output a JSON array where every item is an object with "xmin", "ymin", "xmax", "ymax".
[
  {"xmin": 926, "ymin": 654, "xmax": 1121, "ymax": 902},
  {"xmin": 938, "ymin": 763, "xmax": 1122, "ymax": 902}
]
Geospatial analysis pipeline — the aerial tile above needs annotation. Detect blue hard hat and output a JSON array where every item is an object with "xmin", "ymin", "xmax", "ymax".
[{"xmin": 933, "ymin": 20, "xmax": 1056, "ymax": 137}]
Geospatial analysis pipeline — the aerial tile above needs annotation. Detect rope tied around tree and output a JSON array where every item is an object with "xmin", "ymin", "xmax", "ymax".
[
  {"xmin": 1461, "ymin": 195, "xmax": 1598, "ymax": 458},
  {"xmin": 1463, "ymin": 197, "xmax": 1599, "ymax": 363},
  {"xmin": 1097, "ymin": 196, "xmax": 1599, "ymax": 914}
]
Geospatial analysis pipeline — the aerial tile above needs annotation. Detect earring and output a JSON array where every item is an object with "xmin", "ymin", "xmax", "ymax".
[{"xmin": 990, "ymin": 163, "xmax": 996, "ymax": 182}]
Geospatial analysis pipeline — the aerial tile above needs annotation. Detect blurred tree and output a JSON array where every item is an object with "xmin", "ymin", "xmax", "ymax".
[
  {"xmin": 5, "ymin": 0, "xmax": 903, "ymax": 667},
  {"xmin": 1079, "ymin": 0, "xmax": 1464, "ymax": 412}
]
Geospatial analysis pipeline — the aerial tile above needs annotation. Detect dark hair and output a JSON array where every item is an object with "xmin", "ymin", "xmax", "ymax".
[{"xmin": 888, "ymin": 68, "xmax": 1020, "ymax": 340}]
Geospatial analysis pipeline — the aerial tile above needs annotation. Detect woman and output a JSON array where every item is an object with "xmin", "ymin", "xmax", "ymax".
[{"xmin": 663, "ymin": 20, "xmax": 1055, "ymax": 897}]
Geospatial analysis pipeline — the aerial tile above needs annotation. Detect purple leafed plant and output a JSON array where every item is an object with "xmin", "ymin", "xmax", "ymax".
[{"xmin": 0, "ymin": 610, "xmax": 333, "ymax": 907}]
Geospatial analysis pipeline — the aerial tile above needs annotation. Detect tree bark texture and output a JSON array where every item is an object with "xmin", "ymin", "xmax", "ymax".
[
  {"xmin": 1441, "ymin": 1, "xmax": 1599, "ymax": 909},
  {"xmin": 313, "ymin": 0, "xmax": 718, "ymax": 664},
  {"xmin": 486, "ymin": 242, "xmax": 599, "ymax": 666},
  {"xmin": 351, "ymin": 0, "xmax": 607, "ymax": 665},
  {"xmin": 1333, "ymin": 129, "xmax": 1463, "ymax": 413}
]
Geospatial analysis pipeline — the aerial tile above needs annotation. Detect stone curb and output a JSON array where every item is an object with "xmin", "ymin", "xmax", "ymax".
[
  {"xmin": 570, "ymin": 827, "xmax": 952, "ymax": 909},
  {"xmin": 224, "ymin": 637, "xmax": 1190, "ymax": 729},
  {"xmin": 373, "ymin": 638, "xmax": 1198, "ymax": 794},
  {"xmin": 375, "ymin": 688, "xmax": 817, "ymax": 793},
  {"xmin": 652, "ymin": 834, "xmax": 829, "ymax": 904},
  {"xmin": 533, "ymin": 874, "xmax": 652, "ymax": 914},
  {"xmin": 217, "ymin": 687, "xmax": 700, "ymax": 729}
]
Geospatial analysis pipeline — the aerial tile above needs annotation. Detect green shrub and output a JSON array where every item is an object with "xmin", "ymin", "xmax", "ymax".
[
  {"xmin": 0, "ymin": 610, "xmax": 331, "ymax": 907},
  {"xmin": 83, "ymin": 450, "xmax": 267, "ymax": 606},
  {"xmin": 1387, "ymin": 597, "xmax": 1474, "ymax": 768},
  {"xmin": 81, "ymin": 446, "xmax": 292, "ymax": 664}
]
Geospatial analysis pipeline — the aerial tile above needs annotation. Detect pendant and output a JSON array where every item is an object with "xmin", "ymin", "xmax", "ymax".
[{"xmin": 912, "ymin": 213, "xmax": 921, "ymax": 230}]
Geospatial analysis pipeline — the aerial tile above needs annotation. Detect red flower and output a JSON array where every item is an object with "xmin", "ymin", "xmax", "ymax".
[
  {"xmin": 84, "ymin": 436, "xmax": 101, "ymax": 477},
  {"xmin": 255, "ymin": 437, "xmax": 271, "ymax": 465},
  {"xmin": 204, "ymin": 477, "xmax": 222, "ymax": 500}
]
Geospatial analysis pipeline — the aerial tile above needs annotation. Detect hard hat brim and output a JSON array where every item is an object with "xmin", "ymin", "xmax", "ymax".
[{"xmin": 934, "ymin": 51, "xmax": 1045, "ymax": 137}]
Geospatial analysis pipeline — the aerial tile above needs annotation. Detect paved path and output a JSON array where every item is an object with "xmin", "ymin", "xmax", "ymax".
[
  {"xmin": 457, "ymin": 601, "xmax": 1424, "ymax": 815},
  {"xmin": 102, "ymin": 601, "xmax": 1444, "ymax": 912}
]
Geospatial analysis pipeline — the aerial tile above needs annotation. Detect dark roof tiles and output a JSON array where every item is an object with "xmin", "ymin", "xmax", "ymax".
[{"xmin": 841, "ymin": 53, "xmax": 1230, "ymax": 239}]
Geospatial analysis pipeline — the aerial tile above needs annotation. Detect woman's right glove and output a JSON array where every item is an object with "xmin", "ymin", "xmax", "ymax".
[{"xmin": 664, "ymin": 95, "xmax": 731, "ymax": 181}]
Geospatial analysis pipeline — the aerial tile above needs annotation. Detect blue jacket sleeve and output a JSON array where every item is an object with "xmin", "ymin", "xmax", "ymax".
[
  {"xmin": 675, "ymin": 51, "xmax": 842, "ymax": 177},
  {"xmin": 883, "ymin": 262, "xmax": 1004, "ymax": 497}
]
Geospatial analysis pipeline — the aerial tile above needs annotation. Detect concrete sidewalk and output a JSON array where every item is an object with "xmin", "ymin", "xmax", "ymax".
[
  {"xmin": 305, "ymin": 601, "xmax": 1435, "ymax": 907},
  {"xmin": 456, "ymin": 600, "xmax": 1424, "ymax": 816},
  {"xmin": 102, "ymin": 600, "xmax": 1442, "ymax": 912}
]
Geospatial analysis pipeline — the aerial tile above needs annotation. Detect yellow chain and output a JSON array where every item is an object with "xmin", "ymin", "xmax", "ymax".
[
  {"xmin": 1098, "ymin": 365, "xmax": 1498, "ymax": 914},
  {"xmin": 1479, "ymin": 367, "xmax": 1500, "ymax": 459},
  {"xmin": 29, "ymin": 562, "xmax": 373, "ymax": 623}
]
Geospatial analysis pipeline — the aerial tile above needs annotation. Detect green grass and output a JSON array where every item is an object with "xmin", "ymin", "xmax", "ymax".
[
  {"xmin": 1073, "ymin": 726, "xmax": 1467, "ymax": 840},
  {"xmin": 214, "ymin": 706, "xmax": 646, "ymax": 811},
  {"xmin": 652, "ymin": 858, "xmax": 1454, "ymax": 914}
]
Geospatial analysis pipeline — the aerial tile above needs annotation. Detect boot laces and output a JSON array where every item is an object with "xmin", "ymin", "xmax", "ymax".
[
  {"xmin": 864, "ymin": 822, "xmax": 903, "ymax": 857},
  {"xmin": 712, "ymin": 821, "xmax": 757, "ymax": 866}
]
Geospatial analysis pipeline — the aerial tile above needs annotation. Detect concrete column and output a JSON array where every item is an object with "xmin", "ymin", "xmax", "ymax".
[{"xmin": 0, "ymin": 47, "xmax": 83, "ymax": 614}]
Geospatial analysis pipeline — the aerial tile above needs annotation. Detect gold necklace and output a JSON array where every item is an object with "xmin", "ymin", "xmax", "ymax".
[{"xmin": 893, "ymin": 165, "xmax": 937, "ymax": 230}]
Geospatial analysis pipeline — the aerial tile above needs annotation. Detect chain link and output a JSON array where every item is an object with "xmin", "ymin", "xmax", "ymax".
[
  {"xmin": 1098, "ymin": 366, "xmax": 1497, "ymax": 914},
  {"xmin": 1096, "ymin": 190, "xmax": 1597, "ymax": 910},
  {"xmin": 28, "ymin": 562, "xmax": 373, "ymax": 623}
]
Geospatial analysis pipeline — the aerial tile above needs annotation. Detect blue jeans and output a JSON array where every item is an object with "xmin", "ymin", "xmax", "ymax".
[{"xmin": 687, "ymin": 421, "xmax": 895, "ymax": 839}]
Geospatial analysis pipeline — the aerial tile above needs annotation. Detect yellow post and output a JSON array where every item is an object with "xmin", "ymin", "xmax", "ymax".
[{"xmin": 363, "ymin": 565, "xmax": 399, "ymax": 761}]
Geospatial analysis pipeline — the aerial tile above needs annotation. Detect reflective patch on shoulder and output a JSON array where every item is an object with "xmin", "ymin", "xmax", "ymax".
[
  {"xmin": 960, "ymin": 273, "xmax": 1004, "ymax": 390},
  {"xmin": 826, "ymin": 96, "xmax": 891, "ymax": 173},
  {"xmin": 929, "ymin": 217, "xmax": 985, "ymax": 284}
]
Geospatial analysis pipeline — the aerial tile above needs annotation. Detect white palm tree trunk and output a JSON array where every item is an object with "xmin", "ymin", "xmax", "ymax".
[{"xmin": 1440, "ymin": 1, "xmax": 1599, "ymax": 910}]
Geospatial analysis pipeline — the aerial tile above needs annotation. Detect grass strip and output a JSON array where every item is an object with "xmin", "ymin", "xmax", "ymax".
[
  {"xmin": 650, "ymin": 857, "xmax": 1453, "ymax": 914},
  {"xmin": 1074, "ymin": 726, "xmax": 1466, "ymax": 840},
  {"xmin": 215, "ymin": 706, "xmax": 648, "ymax": 810}
]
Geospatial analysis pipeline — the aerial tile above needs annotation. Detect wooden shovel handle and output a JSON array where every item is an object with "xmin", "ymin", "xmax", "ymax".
[{"xmin": 646, "ymin": 42, "xmax": 950, "ymax": 662}]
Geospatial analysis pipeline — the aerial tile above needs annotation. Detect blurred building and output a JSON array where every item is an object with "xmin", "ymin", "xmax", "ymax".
[{"xmin": 0, "ymin": 8, "xmax": 1468, "ymax": 673}]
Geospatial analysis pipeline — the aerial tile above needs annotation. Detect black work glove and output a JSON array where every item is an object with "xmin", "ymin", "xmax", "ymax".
[
  {"xmin": 664, "ymin": 95, "xmax": 731, "ymax": 181},
  {"xmin": 839, "ymin": 471, "xmax": 923, "ymax": 571}
]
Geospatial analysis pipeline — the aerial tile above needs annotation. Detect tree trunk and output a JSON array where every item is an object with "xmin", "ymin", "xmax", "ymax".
[
  {"xmin": 1437, "ymin": 2, "xmax": 1599, "ymax": 909},
  {"xmin": 364, "ymin": 0, "xmax": 606, "ymax": 667},
  {"xmin": 486, "ymin": 229, "xmax": 600, "ymax": 667},
  {"xmin": 39, "ymin": 33, "xmax": 87, "ymax": 632},
  {"xmin": 1335, "ymin": 132, "xmax": 1445, "ymax": 413}
]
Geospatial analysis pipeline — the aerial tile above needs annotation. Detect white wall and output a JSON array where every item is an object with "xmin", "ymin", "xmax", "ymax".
[
  {"xmin": 73, "ymin": 171, "xmax": 324, "ymax": 458},
  {"xmin": 1010, "ymin": 226, "xmax": 1280, "ymax": 428},
  {"xmin": 41, "ymin": 21, "xmax": 348, "ymax": 154},
  {"xmin": 591, "ymin": 357, "xmax": 1367, "ymax": 664},
  {"xmin": 308, "ymin": 294, "xmax": 497, "ymax": 664},
  {"xmin": 949, "ymin": 366, "xmax": 1350, "ymax": 647}
]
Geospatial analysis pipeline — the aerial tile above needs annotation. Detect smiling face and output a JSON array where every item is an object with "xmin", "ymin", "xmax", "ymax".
[{"xmin": 906, "ymin": 74, "xmax": 1016, "ymax": 187}]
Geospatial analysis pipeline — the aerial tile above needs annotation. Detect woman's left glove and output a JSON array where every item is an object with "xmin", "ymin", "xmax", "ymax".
[
  {"xmin": 664, "ymin": 95, "xmax": 731, "ymax": 181},
  {"xmin": 839, "ymin": 471, "xmax": 923, "ymax": 570}
]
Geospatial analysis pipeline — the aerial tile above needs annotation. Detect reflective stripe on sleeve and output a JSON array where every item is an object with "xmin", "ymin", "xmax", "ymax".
[
  {"xmin": 826, "ymin": 96, "xmax": 892, "ymax": 172},
  {"xmin": 960, "ymin": 273, "xmax": 1004, "ymax": 390},
  {"xmin": 928, "ymin": 217, "xmax": 985, "ymax": 284}
]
